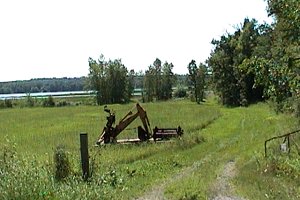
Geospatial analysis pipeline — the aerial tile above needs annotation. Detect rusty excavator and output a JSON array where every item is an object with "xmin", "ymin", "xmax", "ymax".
[{"xmin": 96, "ymin": 103, "xmax": 183, "ymax": 145}]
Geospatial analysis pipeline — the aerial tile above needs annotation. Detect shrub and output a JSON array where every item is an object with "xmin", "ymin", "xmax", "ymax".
[
  {"xmin": 0, "ymin": 100, "xmax": 5, "ymax": 108},
  {"xmin": 0, "ymin": 139, "xmax": 54, "ymax": 200},
  {"xmin": 271, "ymin": 97, "xmax": 300, "ymax": 118},
  {"xmin": 57, "ymin": 101, "xmax": 69, "ymax": 107},
  {"xmin": 174, "ymin": 87, "xmax": 187, "ymax": 98},
  {"xmin": 25, "ymin": 94, "xmax": 35, "ymax": 107},
  {"xmin": 53, "ymin": 145, "xmax": 71, "ymax": 181},
  {"xmin": 293, "ymin": 98, "xmax": 300, "ymax": 118},
  {"xmin": 43, "ymin": 96, "xmax": 55, "ymax": 107},
  {"xmin": 0, "ymin": 99, "xmax": 13, "ymax": 108}
]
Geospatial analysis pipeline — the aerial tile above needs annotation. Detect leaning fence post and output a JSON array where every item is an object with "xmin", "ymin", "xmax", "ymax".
[{"xmin": 80, "ymin": 133, "xmax": 89, "ymax": 181}]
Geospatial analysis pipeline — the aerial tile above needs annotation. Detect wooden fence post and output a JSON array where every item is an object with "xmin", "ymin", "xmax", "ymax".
[{"xmin": 80, "ymin": 133, "xmax": 89, "ymax": 181}]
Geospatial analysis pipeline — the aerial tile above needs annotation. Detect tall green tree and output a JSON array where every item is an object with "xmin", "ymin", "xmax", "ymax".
[
  {"xmin": 161, "ymin": 62, "xmax": 175, "ymax": 100},
  {"xmin": 266, "ymin": 0, "xmax": 300, "ymax": 106},
  {"xmin": 187, "ymin": 60, "xmax": 206, "ymax": 104},
  {"xmin": 88, "ymin": 55, "xmax": 130, "ymax": 105},
  {"xmin": 106, "ymin": 59, "xmax": 129, "ymax": 103},
  {"xmin": 244, "ymin": 0, "xmax": 299, "ymax": 113},
  {"xmin": 143, "ymin": 58, "xmax": 175, "ymax": 102},
  {"xmin": 153, "ymin": 58, "xmax": 162, "ymax": 99},
  {"xmin": 88, "ymin": 55, "xmax": 107, "ymax": 105},
  {"xmin": 197, "ymin": 63, "xmax": 206, "ymax": 102},
  {"xmin": 208, "ymin": 18, "xmax": 264, "ymax": 106},
  {"xmin": 127, "ymin": 69, "xmax": 135, "ymax": 100},
  {"xmin": 143, "ymin": 65, "xmax": 156, "ymax": 102},
  {"xmin": 206, "ymin": 1, "xmax": 299, "ymax": 115}
]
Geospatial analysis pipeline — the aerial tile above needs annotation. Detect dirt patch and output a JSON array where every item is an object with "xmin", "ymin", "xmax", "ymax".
[
  {"xmin": 210, "ymin": 160, "xmax": 245, "ymax": 200},
  {"xmin": 136, "ymin": 158, "xmax": 246, "ymax": 200},
  {"xmin": 136, "ymin": 156, "xmax": 210, "ymax": 200}
]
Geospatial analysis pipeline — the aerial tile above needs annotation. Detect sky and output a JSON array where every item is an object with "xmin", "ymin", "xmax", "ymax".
[{"xmin": 0, "ymin": 0, "xmax": 273, "ymax": 82}]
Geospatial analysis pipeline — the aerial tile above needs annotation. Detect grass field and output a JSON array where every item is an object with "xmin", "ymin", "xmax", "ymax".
[{"xmin": 0, "ymin": 98, "xmax": 299, "ymax": 199}]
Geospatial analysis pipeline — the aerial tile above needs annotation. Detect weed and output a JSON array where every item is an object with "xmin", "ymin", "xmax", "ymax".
[
  {"xmin": 43, "ymin": 96, "xmax": 55, "ymax": 107},
  {"xmin": 54, "ymin": 145, "xmax": 71, "ymax": 181},
  {"xmin": 179, "ymin": 192, "xmax": 199, "ymax": 200}
]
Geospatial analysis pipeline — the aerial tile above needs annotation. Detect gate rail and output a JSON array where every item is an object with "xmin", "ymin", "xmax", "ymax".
[{"xmin": 265, "ymin": 129, "xmax": 300, "ymax": 157}]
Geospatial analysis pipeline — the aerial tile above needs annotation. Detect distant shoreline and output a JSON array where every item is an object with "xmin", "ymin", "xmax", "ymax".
[{"xmin": 0, "ymin": 91, "xmax": 94, "ymax": 100}]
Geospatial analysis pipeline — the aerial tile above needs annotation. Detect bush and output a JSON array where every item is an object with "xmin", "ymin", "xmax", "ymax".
[
  {"xmin": 0, "ymin": 99, "xmax": 13, "ymax": 108},
  {"xmin": 272, "ymin": 97, "xmax": 300, "ymax": 117},
  {"xmin": 57, "ymin": 101, "xmax": 69, "ymax": 107},
  {"xmin": 43, "ymin": 96, "xmax": 55, "ymax": 107},
  {"xmin": 0, "ymin": 140, "xmax": 54, "ymax": 200},
  {"xmin": 54, "ymin": 145, "xmax": 71, "ymax": 181},
  {"xmin": 293, "ymin": 98, "xmax": 300, "ymax": 118},
  {"xmin": 174, "ymin": 87, "xmax": 187, "ymax": 98},
  {"xmin": 25, "ymin": 94, "xmax": 35, "ymax": 107}
]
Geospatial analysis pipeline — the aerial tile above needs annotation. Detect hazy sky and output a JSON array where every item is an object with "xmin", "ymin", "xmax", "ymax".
[{"xmin": 0, "ymin": 0, "xmax": 273, "ymax": 82}]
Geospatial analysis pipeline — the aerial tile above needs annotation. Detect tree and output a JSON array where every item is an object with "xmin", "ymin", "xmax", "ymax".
[
  {"xmin": 242, "ymin": 0, "xmax": 300, "ymax": 113},
  {"xmin": 206, "ymin": 2, "xmax": 299, "ymax": 115},
  {"xmin": 88, "ymin": 55, "xmax": 131, "ymax": 105},
  {"xmin": 88, "ymin": 55, "xmax": 107, "ymax": 105},
  {"xmin": 197, "ymin": 63, "xmax": 206, "ymax": 102},
  {"xmin": 143, "ymin": 65, "xmax": 156, "ymax": 102},
  {"xmin": 208, "ymin": 18, "xmax": 265, "ymax": 106},
  {"xmin": 187, "ymin": 60, "xmax": 206, "ymax": 104},
  {"xmin": 265, "ymin": 0, "xmax": 300, "ymax": 111},
  {"xmin": 143, "ymin": 58, "xmax": 175, "ymax": 102},
  {"xmin": 153, "ymin": 58, "xmax": 162, "ymax": 100},
  {"xmin": 127, "ymin": 69, "xmax": 135, "ymax": 100},
  {"xmin": 161, "ymin": 62, "xmax": 175, "ymax": 100},
  {"xmin": 106, "ymin": 59, "xmax": 129, "ymax": 103}
]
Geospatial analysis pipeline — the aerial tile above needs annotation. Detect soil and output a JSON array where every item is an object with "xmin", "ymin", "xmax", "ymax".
[
  {"xmin": 210, "ymin": 160, "xmax": 246, "ymax": 200},
  {"xmin": 136, "ymin": 159, "xmax": 246, "ymax": 200},
  {"xmin": 136, "ymin": 156, "xmax": 210, "ymax": 200}
]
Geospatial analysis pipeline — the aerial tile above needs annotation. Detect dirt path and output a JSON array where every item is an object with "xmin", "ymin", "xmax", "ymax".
[
  {"xmin": 136, "ymin": 156, "xmax": 210, "ymax": 200},
  {"xmin": 136, "ymin": 158, "xmax": 246, "ymax": 200},
  {"xmin": 210, "ymin": 160, "xmax": 245, "ymax": 200}
]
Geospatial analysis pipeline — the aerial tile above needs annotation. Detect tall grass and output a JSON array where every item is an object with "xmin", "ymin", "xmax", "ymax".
[
  {"xmin": 0, "ymin": 99, "xmax": 298, "ymax": 199},
  {"xmin": 0, "ymin": 99, "xmax": 221, "ymax": 199}
]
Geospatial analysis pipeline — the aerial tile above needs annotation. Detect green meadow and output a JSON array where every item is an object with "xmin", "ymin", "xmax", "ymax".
[{"xmin": 0, "ymin": 98, "xmax": 299, "ymax": 199}]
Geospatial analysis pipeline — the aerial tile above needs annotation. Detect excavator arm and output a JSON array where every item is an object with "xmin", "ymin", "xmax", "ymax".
[{"xmin": 97, "ymin": 103, "xmax": 151, "ymax": 144}]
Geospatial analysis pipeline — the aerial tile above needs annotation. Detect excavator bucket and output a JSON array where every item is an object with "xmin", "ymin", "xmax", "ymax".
[{"xmin": 137, "ymin": 126, "xmax": 151, "ymax": 141}]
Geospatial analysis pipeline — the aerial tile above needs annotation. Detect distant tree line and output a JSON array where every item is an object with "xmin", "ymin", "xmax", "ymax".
[
  {"xmin": 0, "ymin": 77, "xmax": 87, "ymax": 94},
  {"xmin": 87, "ymin": 56, "xmax": 179, "ymax": 105}
]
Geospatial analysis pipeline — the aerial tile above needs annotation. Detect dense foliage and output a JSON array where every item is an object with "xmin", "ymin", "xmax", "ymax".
[
  {"xmin": 88, "ymin": 55, "xmax": 133, "ymax": 105},
  {"xmin": 187, "ymin": 60, "xmax": 206, "ymax": 103},
  {"xmin": 143, "ymin": 58, "xmax": 175, "ymax": 102},
  {"xmin": 263, "ymin": 0, "xmax": 299, "ymax": 113},
  {"xmin": 208, "ymin": 0, "xmax": 299, "ymax": 114},
  {"xmin": 208, "ymin": 18, "xmax": 266, "ymax": 106}
]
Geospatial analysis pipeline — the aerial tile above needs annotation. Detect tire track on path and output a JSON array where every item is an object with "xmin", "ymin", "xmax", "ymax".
[{"xmin": 135, "ymin": 155, "xmax": 212, "ymax": 200}]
